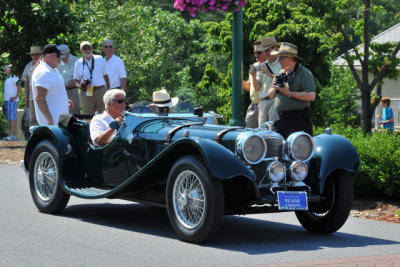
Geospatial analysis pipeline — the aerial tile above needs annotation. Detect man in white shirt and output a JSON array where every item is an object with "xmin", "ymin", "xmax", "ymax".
[
  {"xmin": 103, "ymin": 40, "xmax": 127, "ymax": 90},
  {"xmin": 90, "ymin": 89, "xmax": 125, "ymax": 147},
  {"xmin": 73, "ymin": 41, "xmax": 110, "ymax": 115},
  {"xmin": 32, "ymin": 44, "xmax": 71, "ymax": 125},
  {"xmin": 57, "ymin": 44, "xmax": 80, "ymax": 114}
]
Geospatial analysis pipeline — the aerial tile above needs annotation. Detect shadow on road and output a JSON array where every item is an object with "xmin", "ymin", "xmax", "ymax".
[{"xmin": 60, "ymin": 202, "xmax": 400, "ymax": 254}]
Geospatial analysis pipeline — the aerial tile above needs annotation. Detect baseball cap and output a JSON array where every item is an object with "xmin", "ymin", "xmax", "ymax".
[
  {"xmin": 58, "ymin": 44, "xmax": 70, "ymax": 58},
  {"xmin": 42, "ymin": 44, "xmax": 61, "ymax": 56},
  {"xmin": 80, "ymin": 41, "xmax": 91, "ymax": 50}
]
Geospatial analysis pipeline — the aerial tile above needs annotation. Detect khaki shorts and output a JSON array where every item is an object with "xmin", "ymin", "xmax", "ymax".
[{"xmin": 79, "ymin": 86, "xmax": 107, "ymax": 115}]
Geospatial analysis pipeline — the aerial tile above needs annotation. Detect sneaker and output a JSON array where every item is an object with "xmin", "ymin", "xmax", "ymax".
[{"xmin": 3, "ymin": 135, "xmax": 16, "ymax": 141}]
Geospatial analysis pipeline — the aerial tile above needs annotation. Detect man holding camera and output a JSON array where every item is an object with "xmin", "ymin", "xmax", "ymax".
[
  {"xmin": 268, "ymin": 42, "xmax": 316, "ymax": 139},
  {"xmin": 243, "ymin": 36, "xmax": 280, "ymax": 128},
  {"xmin": 73, "ymin": 41, "xmax": 110, "ymax": 115}
]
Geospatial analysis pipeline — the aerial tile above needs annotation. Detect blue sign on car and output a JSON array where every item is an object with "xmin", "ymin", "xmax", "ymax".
[{"xmin": 277, "ymin": 191, "xmax": 308, "ymax": 210}]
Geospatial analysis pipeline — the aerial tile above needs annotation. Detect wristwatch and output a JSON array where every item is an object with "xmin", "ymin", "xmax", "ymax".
[{"xmin": 288, "ymin": 91, "xmax": 292, "ymax": 98}]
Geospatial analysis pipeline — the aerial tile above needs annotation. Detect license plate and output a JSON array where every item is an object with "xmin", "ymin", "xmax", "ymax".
[{"xmin": 277, "ymin": 191, "xmax": 308, "ymax": 210}]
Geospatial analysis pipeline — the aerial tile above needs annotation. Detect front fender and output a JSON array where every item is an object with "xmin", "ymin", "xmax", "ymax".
[
  {"xmin": 24, "ymin": 126, "xmax": 69, "ymax": 171},
  {"xmin": 313, "ymin": 133, "xmax": 360, "ymax": 191}
]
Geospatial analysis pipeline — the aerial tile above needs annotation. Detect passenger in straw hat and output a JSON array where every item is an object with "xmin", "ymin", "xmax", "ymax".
[
  {"xmin": 21, "ymin": 46, "xmax": 42, "ymax": 135},
  {"xmin": 148, "ymin": 89, "xmax": 179, "ymax": 113},
  {"xmin": 268, "ymin": 42, "xmax": 316, "ymax": 139}
]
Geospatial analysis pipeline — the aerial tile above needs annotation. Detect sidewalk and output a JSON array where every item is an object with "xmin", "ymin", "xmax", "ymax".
[{"xmin": 259, "ymin": 254, "xmax": 400, "ymax": 267}]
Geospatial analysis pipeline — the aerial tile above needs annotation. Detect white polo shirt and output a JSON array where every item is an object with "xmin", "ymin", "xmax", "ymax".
[
  {"xmin": 90, "ymin": 111, "xmax": 116, "ymax": 146},
  {"xmin": 4, "ymin": 75, "xmax": 20, "ymax": 101},
  {"xmin": 259, "ymin": 58, "xmax": 281, "ymax": 98},
  {"xmin": 32, "ymin": 61, "xmax": 69, "ymax": 125},
  {"xmin": 104, "ymin": 54, "xmax": 127, "ymax": 88},
  {"xmin": 73, "ymin": 55, "xmax": 108, "ymax": 87}
]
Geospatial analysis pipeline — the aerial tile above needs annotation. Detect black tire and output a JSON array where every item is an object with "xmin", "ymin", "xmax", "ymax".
[
  {"xmin": 29, "ymin": 139, "xmax": 70, "ymax": 213},
  {"xmin": 295, "ymin": 170, "xmax": 353, "ymax": 234},
  {"xmin": 166, "ymin": 155, "xmax": 224, "ymax": 243}
]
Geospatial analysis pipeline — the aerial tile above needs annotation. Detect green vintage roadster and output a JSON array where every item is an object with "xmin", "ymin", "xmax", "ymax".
[{"xmin": 23, "ymin": 107, "xmax": 360, "ymax": 243}]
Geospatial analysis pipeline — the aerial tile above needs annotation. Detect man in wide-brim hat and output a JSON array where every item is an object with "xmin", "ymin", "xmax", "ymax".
[
  {"xmin": 147, "ymin": 89, "xmax": 179, "ymax": 114},
  {"xmin": 268, "ymin": 42, "xmax": 316, "ymax": 139}
]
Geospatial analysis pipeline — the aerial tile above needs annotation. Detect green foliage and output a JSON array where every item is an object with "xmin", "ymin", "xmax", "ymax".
[
  {"xmin": 319, "ymin": 65, "xmax": 360, "ymax": 127},
  {"xmin": 195, "ymin": 64, "xmax": 223, "ymax": 112},
  {"xmin": 0, "ymin": 0, "xmax": 76, "ymax": 74},
  {"xmin": 315, "ymin": 125, "xmax": 400, "ymax": 198}
]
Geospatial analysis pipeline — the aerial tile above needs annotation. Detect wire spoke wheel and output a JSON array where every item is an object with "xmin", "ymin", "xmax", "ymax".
[
  {"xmin": 34, "ymin": 152, "xmax": 58, "ymax": 202},
  {"xmin": 173, "ymin": 170, "xmax": 206, "ymax": 229}
]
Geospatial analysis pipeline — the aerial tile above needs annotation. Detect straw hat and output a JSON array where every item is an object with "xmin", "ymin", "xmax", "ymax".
[
  {"xmin": 27, "ymin": 46, "xmax": 42, "ymax": 55},
  {"xmin": 152, "ymin": 89, "xmax": 179, "ymax": 108},
  {"xmin": 271, "ymin": 42, "xmax": 302, "ymax": 60},
  {"xmin": 254, "ymin": 36, "xmax": 280, "ymax": 51}
]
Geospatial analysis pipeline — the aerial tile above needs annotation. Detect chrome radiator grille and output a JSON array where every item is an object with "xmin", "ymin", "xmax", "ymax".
[{"xmin": 252, "ymin": 136, "xmax": 284, "ymax": 184}]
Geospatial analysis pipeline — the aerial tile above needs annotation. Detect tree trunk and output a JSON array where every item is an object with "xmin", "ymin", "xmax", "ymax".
[{"xmin": 360, "ymin": 86, "xmax": 373, "ymax": 132}]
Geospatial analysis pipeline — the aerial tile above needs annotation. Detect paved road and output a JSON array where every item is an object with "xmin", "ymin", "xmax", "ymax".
[{"xmin": 1, "ymin": 164, "xmax": 399, "ymax": 266}]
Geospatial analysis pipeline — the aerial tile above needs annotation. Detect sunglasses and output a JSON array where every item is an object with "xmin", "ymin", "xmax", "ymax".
[
  {"xmin": 112, "ymin": 99, "xmax": 126, "ymax": 104},
  {"xmin": 82, "ymin": 46, "xmax": 92, "ymax": 51},
  {"xmin": 254, "ymin": 51, "xmax": 264, "ymax": 55},
  {"xmin": 279, "ymin": 56, "xmax": 289, "ymax": 60},
  {"xmin": 104, "ymin": 45, "xmax": 113, "ymax": 48}
]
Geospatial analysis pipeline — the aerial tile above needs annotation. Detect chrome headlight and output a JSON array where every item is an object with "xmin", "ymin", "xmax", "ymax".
[
  {"xmin": 286, "ymin": 132, "xmax": 314, "ymax": 161},
  {"xmin": 290, "ymin": 161, "xmax": 308, "ymax": 182},
  {"xmin": 267, "ymin": 161, "xmax": 285, "ymax": 182},
  {"xmin": 236, "ymin": 133, "xmax": 266, "ymax": 164}
]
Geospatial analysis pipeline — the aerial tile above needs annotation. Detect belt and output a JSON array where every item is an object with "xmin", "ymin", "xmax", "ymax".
[
  {"xmin": 261, "ymin": 96, "xmax": 270, "ymax": 101},
  {"xmin": 279, "ymin": 107, "xmax": 308, "ymax": 115},
  {"xmin": 93, "ymin": 85, "xmax": 105, "ymax": 90}
]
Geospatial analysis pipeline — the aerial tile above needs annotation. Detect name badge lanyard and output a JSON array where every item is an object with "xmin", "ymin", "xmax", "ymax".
[{"xmin": 82, "ymin": 58, "xmax": 95, "ymax": 96}]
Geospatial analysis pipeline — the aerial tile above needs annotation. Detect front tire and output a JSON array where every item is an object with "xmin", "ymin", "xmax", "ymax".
[
  {"xmin": 29, "ymin": 139, "xmax": 70, "ymax": 213},
  {"xmin": 295, "ymin": 170, "xmax": 353, "ymax": 234},
  {"xmin": 166, "ymin": 155, "xmax": 224, "ymax": 243}
]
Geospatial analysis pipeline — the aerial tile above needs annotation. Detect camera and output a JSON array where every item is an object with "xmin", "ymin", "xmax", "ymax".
[
  {"xmin": 275, "ymin": 73, "xmax": 288, "ymax": 87},
  {"xmin": 80, "ymin": 78, "xmax": 91, "ymax": 89}
]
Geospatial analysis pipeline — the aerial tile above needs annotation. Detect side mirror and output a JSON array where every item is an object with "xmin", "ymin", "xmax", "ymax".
[{"xmin": 109, "ymin": 120, "xmax": 120, "ymax": 130}]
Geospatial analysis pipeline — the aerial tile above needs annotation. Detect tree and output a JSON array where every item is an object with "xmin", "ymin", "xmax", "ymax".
[
  {"xmin": 0, "ymin": 0, "xmax": 76, "ymax": 74},
  {"xmin": 302, "ymin": 0, "xmax": 400, "ymax": 132}
]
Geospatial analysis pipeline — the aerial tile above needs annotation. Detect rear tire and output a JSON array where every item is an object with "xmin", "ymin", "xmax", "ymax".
[
  {"xmin": 166, "ymin": 155, "xmax": 224, "ymax": 243},
  {"xmin": 295, "ymin": 170, "xmax": 353, "ymax": 234},
  {"xmin": 29, "ymin": 140, "xmax": 70, "ymax": 213}
]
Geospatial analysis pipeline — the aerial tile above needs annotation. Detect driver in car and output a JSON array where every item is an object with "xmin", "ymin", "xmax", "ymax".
[{"xmin": 90, "ymin": 89, "xmax": 126, "ymax": 146}]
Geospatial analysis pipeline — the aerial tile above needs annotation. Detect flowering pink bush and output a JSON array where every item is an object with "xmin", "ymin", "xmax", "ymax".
[{"xmin": 174, "ymin": 0, "xmax": 246, "ymax": 17}]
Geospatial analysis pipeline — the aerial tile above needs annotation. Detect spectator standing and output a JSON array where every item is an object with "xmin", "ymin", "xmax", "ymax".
[
  {"xmin": 378, "ymin": 97, "xmax": 394, "ymax": 132},
  {"xmin": 73, "ymin": 41, "xmax": 110, "ymax": 115},
  {"xmin": 32, "ymin": 44, "xmax": 70, "ymax": 125},
  {"xmin": 255, "ymin": 36, "xmax": 281, "ymax": 126},
  {"xmin": 243, "ymin": 38, "xmax": 269, "ymax": 128},
  {"xmin": 21, "ymin": 46, "xmax": 42, "ymax": 133},
  {"xmin": 103, "ymin": 40, "xmax": 127, "ymax": 90},
  {"xmin": 2, "ymin": 64, "xmax": 22, "ymax": 141},
  {"xmin": 57, "ymin": 44, "xmax": 80, "ymax": 114},
  {"xmin": 268, "ymin": 42, "xmax": 316, "ymax": 139}
]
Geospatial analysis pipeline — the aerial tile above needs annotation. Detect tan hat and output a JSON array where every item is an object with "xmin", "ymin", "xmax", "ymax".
[
  {"xmin": 80, "ymin": 41, "xmax": 91, "ymax": 50},
  {"xmin": 27, "ymin": 46, "xmax": 42, "ymax": 55},
  {"xmin": 254, "ymin": 36, "xmax": 280, "ymax": 51},
  {"xmin": 152, "ymin": 89, "xmax": 179, "ymax": 108},
  {"xmin": 271, "ymin": 42, "xmax": 302, "ymax": 59}
]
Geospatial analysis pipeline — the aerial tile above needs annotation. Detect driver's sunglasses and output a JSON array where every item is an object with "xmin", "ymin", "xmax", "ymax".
[{"xmin": 113, "ymin": 99, "xmax": 126, "ymax": 104}]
